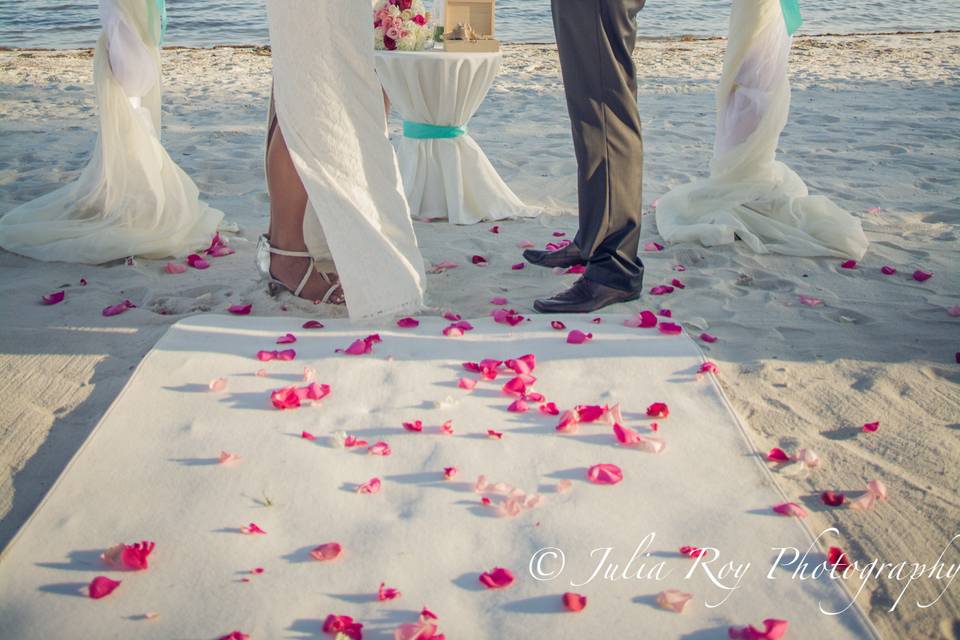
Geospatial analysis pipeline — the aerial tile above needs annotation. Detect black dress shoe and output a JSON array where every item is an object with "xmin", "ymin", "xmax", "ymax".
[
  {"xmin": 534, "ymin": 277, "xmax": 640, "ymax": 314},
  {"xmin": 522, "ymin": 243, "xmax": 585, "ymax": 269}
]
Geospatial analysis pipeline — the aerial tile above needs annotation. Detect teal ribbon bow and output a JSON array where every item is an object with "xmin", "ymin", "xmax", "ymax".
[
  {"xmin": 780, "ymin": 0, "xmax": 802, "ymax": 36},
  {"xmin": 403, "ymin": 121, "xmax": 467, "ymax": 139},
  {"xmin": 156, "ymin": 0, "xmax": 168, "ymax": 44}
]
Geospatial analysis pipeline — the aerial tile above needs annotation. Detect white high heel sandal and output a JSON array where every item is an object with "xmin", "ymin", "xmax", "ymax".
[{"xmin": 256, "ymin": 234, "xmax": 344, "ymax": 305}]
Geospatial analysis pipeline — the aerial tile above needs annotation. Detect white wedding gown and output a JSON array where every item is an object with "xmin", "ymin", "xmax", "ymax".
[
  {"xmin": 655, "ymin": 0, "xmax": 868, "ymax": 260},
  {"xmin": 0, "ymin": 0, "xmax": 223, "ymax": 264},
  {"xmin": 267, "ymin": 0, "xmax": 425, "ymax": 319}
]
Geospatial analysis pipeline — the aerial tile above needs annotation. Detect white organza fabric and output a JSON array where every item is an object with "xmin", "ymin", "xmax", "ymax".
[
  {"xmin": 0, "ymin": 0, "xmax": 223, "ymax": 264},
  {"xmin": 267, "ymin": 0, "xmax": 425, "ymax": 319},
  {"xmin": 655, "ymin": 0, "xmax": 868, "ymax": 260},
  {"xmin": 374, "ymin": 51, "xmax": 537, "ymax": 224}
]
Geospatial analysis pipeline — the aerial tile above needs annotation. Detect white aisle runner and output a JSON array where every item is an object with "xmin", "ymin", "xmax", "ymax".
[{"xmin": 0, "ymin": 315, "xmax": 876, "ymax": 639}]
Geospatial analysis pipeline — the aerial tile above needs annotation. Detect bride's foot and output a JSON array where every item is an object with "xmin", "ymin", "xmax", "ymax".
[{"xmin": 269, "ymin": 253, "xmax": 345, "ymax": 305}]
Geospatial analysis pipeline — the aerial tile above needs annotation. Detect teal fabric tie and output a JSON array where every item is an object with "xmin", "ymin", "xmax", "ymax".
[
  {"xmin": 156, "ymin": 0, "xmax": 168, "ymax": 44},
  {"xmin": 780, "ymin": 0, "xmax": 802, "ymax": 36},
  {"xmin": 403, "ymin": 121, "xmax": 466, "ymax": 139}
]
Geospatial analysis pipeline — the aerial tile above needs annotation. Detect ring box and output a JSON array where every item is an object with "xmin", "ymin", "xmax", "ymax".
[{"xmin": 443, "ymin": 0, "xmax": 500, "ymax": 52}]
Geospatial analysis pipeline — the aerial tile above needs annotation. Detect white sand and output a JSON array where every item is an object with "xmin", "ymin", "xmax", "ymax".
[{"xmin": 0, "ymin": 33, "xmax": 958, "ymax": 638}]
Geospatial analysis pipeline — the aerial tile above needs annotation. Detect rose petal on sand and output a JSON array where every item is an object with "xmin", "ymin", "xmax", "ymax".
[
  {"xmin": 698, "ymin": 362, "xmax": 719, "ymax": 375},
  {"xmin": 556, "ymin": 409, "xmax": 580, "ymax": 434},
  {"xmin": 397, "ymin": 317, "xmax": 420, "ymax": 328},
  {"xmin": 378, "ymin": 582, "xmax": 401, "ymax": 601},
  {"xmin": 164, "ymin": 262, "xmax": 187, "ymax": 274},
  {"xmin": 208, "ymin": 377, "xmax": 228, "ymax": 392},
  {"xmin": 868, "ymin": 479, "xmax": 888, "ymax": 500},
  {"xmin": 586, "ymin": 463, "xmax": 623, "ymax": 485},
  {"xmin": 840, "ymin": 260, "xmax": 857, "ymax": 270},
  {"xmin": 240, "ymin": 523, "xmax": 266, "ymax": 535},
  {"xmin": 186, "ymin": 254, "xmax": 210, "ymax": 270},
  {"xmin": 798, "ymin": 295, "xmax": 823, "ymax": 307},
  {"xmin": 88, "ymin": 576, "xmax": 121, "ymax": 599},
  {"xmin": 489, "ymin": 225, "xmax": 500, "ymax": 234},
  {"xmin": 912, "ymin": 269, "xmax": 933, "ymax": 282},
  {"xmin": 478, "ymin": 567, "xmax": 515, "ymax": 589},
  {"xmin": 656, "ymin": 589, "xmax": 693, "ymax": 613},
  {"xmin": 849, "ymin": 492, "xmax": 877, "ymax": 511},
  {"xmin": 357, "ymin": 477, "xmax": 382, "ymax": 494},
  {"xmin": 659, "ymin": 309, "xmax": 672, "ymax": 317},
  {"xmin": 646, "ymin": 402, "xmax": 669, "ymax": 419},
  {"xmin": 862, "ymin": 421, "xmax": 880, "ymax": 433},
  {"xmin": 302, "ymin": 320, "xmax": 324, "ymax": 329},
  {"xmin": 228, "ymin": 304, "xmax": 252, "ymax": 315},
  {"xmin": 340, "ymin": 334, "xmax": 381, "ymax": 355},
  {"xmin": 218, "ymin": 451, "xmax": 241, "ymax": 465},
  {"xmin": 821, "ymin": 491, "xmax": 846, "ymax": 507},
  {"xmin": 443, "ymin": 466, "xmax": 458, "ymax": 480},
  {"xmin": 517, "ymin": 240, "xmax": 536, "ymax": 249},
  {"xmin": 310, "ymin": 542, "xmax": 343, "ymax": 561},
  {"xmin": 101, "ymin": 541, "xmax": 155, "ymax": 570},
  {"xmin": 511, "ymin": 262, "xmax": 525, "ymax": 270},
  {"xmin": 539, "ymin": 402, "xmax": 559, "ymax": 416},
  {"xmin": 562, "ymin": 592, "xmax": 587, "ymax": 612},
  {"xmin": 402, "ymin": 420, "xmax": 423, "ymax": 433},
  {"xmin": 881, "ymin": 265, "xmax": 897, "ymax": 275},
  {"xmin": 700, "ymin": 332, "xmax": 718, "ymax": 343},
  {"xmin": 276, "ymin": 333, "xmax": 297, "ymax": 344},
  {"xmin": 367, "ymin": 442, "xmax": 392, "ymax": 456},
  {"xmin": 550, "ymin": 320, "xmax": 567, "ymax": 330},
  {"xmin": 567, "ymin": 330, "xmax": 593, "ymax": 344},
  {"xmin": 797, "ymin": 448, "xmax": 820, "ymax": 469},
  {"xmin": 458, "ymin": 377, "xmax": 479, "ymax": 391},
  {"xmin": 767, "ymin": 448, "xmax": 791, "ymax": 463},
  {"xmin": 671, "ymin": 278, "xmax": 686, "ymax": 289},
  {"xmin": 650, "ymin": 285, "xmax": 674, "ymax": 296},
  {"xmin": 556, "ymin": 479, "xmax": 573, "ymax": 493},
  {"xmin": 492, "ymin": 308, "xmax": 525, "ymax": 326},
  {"xmin": 301, "ymin": 430, "xmax": 317, "ymax": 441},
  {"xmin": 219, "ymin": 632, "xmax": 249, "ymax": 640},
  {"xmin": 828, "ymin": 546, "xmax": 850, "ymax": 572},
  {"xmin": 658, "ymin": 322, "xmax": 682, "ymax": 335},
  {"xmin": 728, "ymin": 619, "xmax": 789, "ymax": 640},
  {"xmin": 443, "ymin": 325, "xmax": 465, "ymax": 338},
  {"xmin": 625, "ymin": 310, "xmax": 658, "ymax": 329},
  {"xmin": 566, "ymin": 265, "xmax": 586, "ymax": 274},
  {"xmin": 41, "ymin": 290, "xmax": 66, "ymax": 305},
  {"xmin": 102, "ymin": 300, "xmax": 136, "ymax": 317},
  {"xmin": 772, "ymin": 502, "xmax": 808, "ymax": 518},
  {"xmin": 644, "ymin": 242, "xmax": 664, "ymax": 252},
  {"xmin": 490, "ymin": 296, "xmax": 509, "ymax": 305},
  {"xmin": 322, "ymin": 614, "xmax": 364, "ymax": 640},
  {"xmin": 508, "ymin": 399, "xmax": 529, "ymax": 413},
  {"xmin": 471, "ymin": 255, "xmax": 488, "ymax": 265},
  {"xmin": 487, "ymin": 429, "xmax": 503, "ymax": 440},
  {"xmin": 432, "ymin": 261, "xmax": 459, "ymax": 272},
  {"xmin": 343, "ymin": 435, "xmax": 369, "ymax": 448},
  {"xmin": 947, "ymin": 306, "xmax": 960, "ymax": 317},
  {"xmin": 502, "ymin": 377, "xmax": 528, "ymax": 397},
  {"xmin": 679, "ymin": 546, "xmax": 707, "ymax": 559}
]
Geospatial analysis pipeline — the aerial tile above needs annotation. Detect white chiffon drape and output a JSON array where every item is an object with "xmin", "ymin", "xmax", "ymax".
[
  {"xmin": 267, "ymin": 0, "xmax": 426, "ymax": 319},
  {"xmin": 0, "ymin": 0, "xmax": 223, "ymax": 264},
  {"xmin": 655, "ymin": 0, "xmax": 868, "ymax": 260}
]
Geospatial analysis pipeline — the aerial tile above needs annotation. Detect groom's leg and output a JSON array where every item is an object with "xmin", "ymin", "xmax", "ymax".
[{"xmin": 552, "ymin": 0, "xmax": 646, "ymax": 292}]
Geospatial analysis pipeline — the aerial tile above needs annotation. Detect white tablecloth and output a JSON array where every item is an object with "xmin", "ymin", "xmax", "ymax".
[{"xmin": 374, "ymin": 50, "xmax": 537, "ymax": 224}]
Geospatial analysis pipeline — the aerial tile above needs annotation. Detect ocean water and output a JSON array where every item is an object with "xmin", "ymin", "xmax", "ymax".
[{"xmin": 2, "ymin": 0, "xmax": 958, "ymax": 49}]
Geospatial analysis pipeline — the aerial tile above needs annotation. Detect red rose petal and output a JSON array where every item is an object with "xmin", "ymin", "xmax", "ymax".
[
  {"xmin": 310, "ymin": 542, "xmax": 343, "ymax": 561},
  {"xmin": 186, "ymin": 253, "xmax": 210, "ymax": 270},
  {"xmin": 700, "ymin": 332, "xmax": 718, "ymax": 343},
  {"xmin": 471, "ymin": 255, "xmax": 488, "ymax": 265},
  {"xmin": 42, "ymin": 291, "xmax": 65, "ymax": 305},
  {"xmin": 511, "ymin": 262, "xmax": 525, "ymax": 270},
  {"xmin": 912, "ymin": 269, "xmax": 933, "ymax": 282},
  {"xmin": 658, "ymin": 322, "xmax": 682, "ymax": 335},
  {"xmin": 586, "ymin": 463, "xmax": 623, "ymax": 485},
  {"xmin": 821, "ymin": 491, "xmax": 846, "ymax": 507},
  {"xmin": 378, "ymin": 582, "xmax": 401, "ymax": 601},
  {"xmin": 827, "ymin": 546, "xmax": 850, "ymax": 572},
  {"xmin": 487, "ymin": 429, "xmax": 503, "ymax": 440},
  {"xmin": 772, "ymin": 502, "xmax": 807, "ymax": 518},
  {"xmin": 646, "ymin": 402, "xmax": 669, "ymax": 419},
  {"xmin": 881, "ymin": 265, "xmax": 897, "ymax": 275},
  {"xmin": 478, "ymin": 567, "xmax": 515, "ymax": 589},
  {"xmin": 840, "ymin": 260, "xmax": 857, "ymax": 269},
  {"xmin": 88, "ymin": 576, "xmax": 121, "ymax": 599},
  {"xmin": 729, "ymin": 619, "xmax": 789, "ymax": 640},
  {"xmin": 567, "ymin": 330, "xmax": 592, "ymax": 344},
  {"xmin": 228, "ymin": 304, "xmax": 252, "ymax": 315},
  {"xmin": 766, "ymin": 447, "xmax": 790, "ymax": 463},
  {"xmin": 562, "ymin": 592, "xmax": 587, "ymax": 612},
  {"xmin": 397, "ymin": 317, "xmax": 420, "ymax": 328},
  {"xmin": 302, "ymin": 320, "xmax": 324, "ymax": 329},
  {"xmin": 862, "ymin": 421, "xmax": 879, "ymax": 433},
  {"xmin": 403, "ymin": 420, "xmax": 423, "ymax": 433}
]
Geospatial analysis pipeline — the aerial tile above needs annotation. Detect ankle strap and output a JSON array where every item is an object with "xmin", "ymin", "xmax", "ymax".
[{"xmin": 270, "ymin": 246, "xmax": 313, "ymax": 258}]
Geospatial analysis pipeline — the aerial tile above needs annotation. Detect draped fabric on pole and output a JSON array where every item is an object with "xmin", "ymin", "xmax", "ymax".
[
  {"xmin": 0, "ymin": 0, "xmax": 223, "ymax": 264},
  {"xmin": 655, "ymin": 0, "xmax": 868, "ymax": 260},
  {"xmin": 267, "ymin": 0, "xmax": 425, "ymax": 319}
]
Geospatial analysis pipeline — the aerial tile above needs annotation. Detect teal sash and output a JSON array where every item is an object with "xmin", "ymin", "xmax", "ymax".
[
  {"xmin": 403, "ymin": 121, "xmax": 466, "ymax": 139},
  {"xmin": 780, "ymin": 0, "xmax": 802, "ymax": 36},
  {"xmin": 156, "ymin": 0, "xmax": 168, "ymax": 44}
]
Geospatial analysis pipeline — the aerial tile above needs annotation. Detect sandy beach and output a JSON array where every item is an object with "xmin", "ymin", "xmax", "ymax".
[{"xmin": 0, "ymin": 33, "xmax": 958, "ymax": 638}]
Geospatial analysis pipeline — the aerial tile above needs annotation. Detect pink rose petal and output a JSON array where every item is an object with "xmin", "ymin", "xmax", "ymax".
[
  {"xmin": 443, "ymin": 466, "xmax": 458, "ymax": 480},
  {"xmin": 650, "ymin": 285, "xmax": 675, "ymax": 296},
  {"xmin": 102, "ymin": 299, "xmax": 136, "ymax": 317},
  {"xmin": 862, "ymin": 421, "xmax": 879, "ymax": 433},
  {"xmin": 840, "ymin": 260, "xmax": 857, "ymax": 270},
  {"xmin": 767, "ymin": 447, "xmax": 790, "ymax": 463},
  {"xmin": 276, "ymin": 333, "xmax": 297, "ymax": 344},
  {"xmin": 459, "ymin": 377, "xmax": 478, "ymax": 390},
  {"xmin": 42, "ymin": 290, "xmax": 65, "ymax": 305},
  {"xmin": 219, "ymin": 632, "xmax": 250, "ymax": 640},
  {"xmin": 357, "ymin": 477, "xmax": 382, "ymax": 494},
  {"xmin": 367, "ymin": 441, "xmax": 391, "ymax": 456},
  {"xmin": 489, "ymin": 225, "xmax": 500, "ymax": 234},
  {"xmin": 644, "ymin": 242, "xmax": 664, "ymax": 252},
  {"xmin": 88, "ymin": 576, "xmax": 121, "ymax": 599},
  {"xmin": 550, "ymin": 320, "xmax": 567, "ymax": 330},
  {"xmin": 646, "ymin": 402, "xmax": 669, "ymax": 419},
  {"xmin": 228, "ymin": 304, "xmax": 252, "ymax": 315},
  {"xmin": 658, "ymin": 322, "xmax": 682, "ymax": 335},
  {"xmin": 322, "ymin": 615, "xmax": 363, "ymax": 640},
  {"xmin": 186, "ymin": 254, "xmax": 210, "ymax": 270},
  {"xmin": 658, "ymin": 309, "xmax": 672, "ymax": 318},
  {"xmin": 698, "ymin": 362, "xmax": 719, "ymax": 375},
  {"xmin": 625, "ymin": 310, "xmax": 658, "ymax": 329},
  {"xmin": 881, "ymin": 265, "xmax": 897, "ymax": 275},
  {"xmin": 567, "ymin": 330, "xmax": 592, "ymax": 344},
  {"xmin": 402, "ymin": 420, "xmax": 423, "ymax": 433},
  {"xmin": 912, "ymin": 269, "xmax": 933, "ymax": 282},
  {"xmin": 378, "ymin": 582, "xmax": 401, "ymax": 601},
  {"xmin": 432, "ymin": 261, "xmax": 459, "ymax": 272},
  {"xmin": 397, "ymin": 317, "xmax": 420, "ymax": 328},
  {"xmin": 518, "ymin": 240, "xmax": 536, "ymax": 249},
  {"xmin": 165, "ymin": 262, "xmax": 187, "ymax": 274},
  {"xmin": 772, "ymin": 502, "xmax": 808, "ymax": 518},
  {"xmin": 301, "ymin": 431, "xmax": 317, "ymax": 441},
  {"xmin": 302, "ymin": 320, "xmax": 324, "ymax": 329},
  {"xmin": 656, "ymin": 589, "xmax": 693, "ymax": 613},
  {"xmin": 586, "ymin": 463, "xmax": 623, "ymax": 485},
  {"xmin": 728, "ymin": 619, "xmax": 789, "ymax": 640},
  {"xmin": 487, "ymin": 429, "xmax": 503, "ymax": 440},
  {"xmin": 563, "ymin": 592, "xmax": 587, "ymax": 612},
  {"xmin": 490, "ymin": 296, "xmax": 509, "ymax": 305},
  {"xmin": 511, "ymin": 262, "xmax": 525, "ymax": 270},
  {"xmin": 565, "ymin": 265, "xmax": 586, "ymax": 274},
  {"xmin": 339, "ymin": 334, "xmax": 381, "ymax": 355},
  {"xmin": 798, "ymin": 295, "xmax": 823, "ymax": 307},
  {"xmin": 240, "ymin": 523, "xmax": 266, "ymax": 535},
  {"xmin": 478, "ymin": 567, "xmax": 515, "ymax": 589},
  {"xmin": 508, "ymin": 399, "xmax": 529, "ymax": 413},
  {"xmin": 471, "ymin": 255, "xmax": 488, "ymax": 265},
  {"xmin": 679, "ymin": 546, "xmax": 707, "ymax": 559},
  {"xmin": 539, "ymin": 402, "xmax": 559, "ymax": 416},
  {"xmin": 700, "ymin": 332, "xmax": 718, "ymax": 343},
  {"xmin": 310, "ymin": 542, "xmax": 343, "ymax": 561},
  {"xmin": 218, "ymin": 451, "xmax": 241, "ymax": 465},
  {"xmin": 556, "ymin": 409, "xmax": 580, "ymax": 434}
]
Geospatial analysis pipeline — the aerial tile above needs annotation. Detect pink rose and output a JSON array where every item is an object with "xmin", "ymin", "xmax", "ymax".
[
  {"xmin": 384, "ymin": 35, "xmax": 397, "ymax": 50},
  {"xmin": 413, "ymin": 14, "xmax": 426, "ymax": 25},
  {"xmin": 386, "ymin": 26, "xmax": 400, "ymax": 40}
]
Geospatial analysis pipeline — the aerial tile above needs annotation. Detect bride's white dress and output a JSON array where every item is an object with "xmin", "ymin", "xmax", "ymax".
[
  {"xmin": 0, "ymin": 0, "xmax": 223, "ymax": 264},
  {"xmin": 266, "ymin": 0, "xmax": 425, "ymax": 319},
  {"xmin": 655, "ymin": 0, "xmax": 868, "ymax": 260}
]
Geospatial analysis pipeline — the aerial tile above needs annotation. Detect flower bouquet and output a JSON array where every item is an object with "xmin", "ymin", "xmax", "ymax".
[{"xmin": 373, "ymin": 0, "xmax": 433, "ymax": 51}]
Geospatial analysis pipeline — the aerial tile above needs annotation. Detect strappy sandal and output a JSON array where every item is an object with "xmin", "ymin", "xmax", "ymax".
[{"xmin": 256, "ymin": 234, "xmax": 345, "ymax": 305}]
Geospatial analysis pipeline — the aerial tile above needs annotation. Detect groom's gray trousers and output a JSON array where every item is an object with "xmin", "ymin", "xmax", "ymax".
[{"xmin": 551, "ymin": 0, "xmax": 646, "ymax": 292}]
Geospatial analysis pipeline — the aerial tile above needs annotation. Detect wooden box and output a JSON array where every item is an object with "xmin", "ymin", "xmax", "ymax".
[{"xmin": 443, "ymin": 0, "xmax": 500, "ymax": 52}]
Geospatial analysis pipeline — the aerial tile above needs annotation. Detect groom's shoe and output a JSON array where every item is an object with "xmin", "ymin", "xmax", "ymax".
[
  {"xmin": 534, "ymin": 277, "xmax": 640, "ymax": 314},
  {"xmin": 523, "ymin": 243, "xmax": 585, "ymax": 269}
]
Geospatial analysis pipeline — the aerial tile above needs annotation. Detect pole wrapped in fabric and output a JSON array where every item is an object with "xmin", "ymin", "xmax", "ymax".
[
  {"xmin": 780, "ymin": 0, "xmax": 802, "ymax": 35},
  {"xmin": 402, "ymin": 120, "xmax": 467, "ymax": 139}
]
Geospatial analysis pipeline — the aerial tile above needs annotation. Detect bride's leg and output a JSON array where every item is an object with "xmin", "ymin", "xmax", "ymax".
[{"xmin": 266, "ymin": 123, "xmax": 344, "ymax": 302}]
